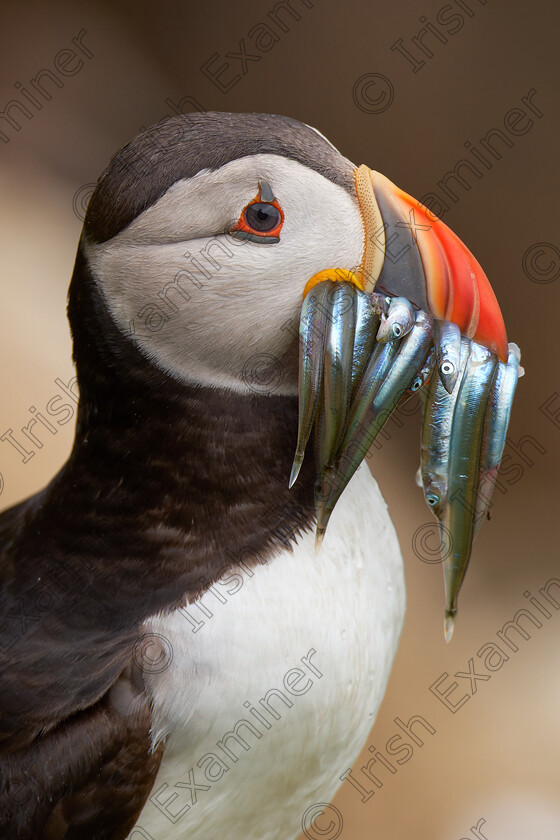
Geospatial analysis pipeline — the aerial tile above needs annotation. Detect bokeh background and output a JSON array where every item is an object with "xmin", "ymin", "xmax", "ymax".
[{"xmin": 1, "ymin": 1, "xmax": 559, "ymax": 838}]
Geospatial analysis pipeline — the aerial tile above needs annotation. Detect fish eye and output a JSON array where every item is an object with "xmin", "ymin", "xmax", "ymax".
[
  {"xmin": 441, "ymin": 361, "xmax": 454, "ymax": 375},
  {"xmin": 392, "ymin": 324, "xmax": 403, "ymax": 338},
  {"xmin": 426, "ymin": 493, "xmax": 439, "ymax": 506},
  {"xmin": 411, "ymin": 376, "xmax": 423, "ymax": 391}
]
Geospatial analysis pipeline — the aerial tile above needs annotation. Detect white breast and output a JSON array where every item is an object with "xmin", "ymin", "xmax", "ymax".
[{"xmin": 133, "ymin": 465, "xmax": 405, "ymax": 840}]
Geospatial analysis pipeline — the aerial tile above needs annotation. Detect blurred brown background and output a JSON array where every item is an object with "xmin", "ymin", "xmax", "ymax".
[{"xmin": 1, "ymin": 1, "xmax": 559, "ymax": 837}]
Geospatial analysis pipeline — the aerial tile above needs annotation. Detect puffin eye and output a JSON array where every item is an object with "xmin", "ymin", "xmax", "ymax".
[
  {"xmin": 230, "ymin": 180, "xmax": 284, "ymax": 244},
  {"xmin": 244, "ymin": 202, "xmax": 281, "ymax": 233}
]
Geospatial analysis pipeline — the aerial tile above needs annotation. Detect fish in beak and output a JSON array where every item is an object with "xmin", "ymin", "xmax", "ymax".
[{"xmin": 290, "ymin": 164, "xmax": 522, "ymax": 639}]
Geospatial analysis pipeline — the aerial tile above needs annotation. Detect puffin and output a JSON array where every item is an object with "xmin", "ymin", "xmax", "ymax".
[{"xmin": 0, "ymin": 112, "xmax": 509, "ymax": 840}]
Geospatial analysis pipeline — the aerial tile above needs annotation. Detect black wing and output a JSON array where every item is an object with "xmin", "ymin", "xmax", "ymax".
[{"xmin": 0, "ymin": 492, "xmax": 164, "ymax": 839}]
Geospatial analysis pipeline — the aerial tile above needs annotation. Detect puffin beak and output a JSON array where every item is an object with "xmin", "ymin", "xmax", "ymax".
[
  {"xmin": 290, "ymin": 164, "xmax": 521, "ymax": 639},
  {"xmin": 353, "ymin": 165, "xmax": 508, "ymax": 362}
]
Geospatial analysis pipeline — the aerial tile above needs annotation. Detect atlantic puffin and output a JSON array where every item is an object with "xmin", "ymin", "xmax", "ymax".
[{"xmin": 0, "ymin": 113, "xmax": 509, "ymax": 840}]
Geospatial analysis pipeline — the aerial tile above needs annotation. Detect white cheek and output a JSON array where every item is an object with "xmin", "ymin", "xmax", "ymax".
[{"xmin": 85, "ymin": 156, "xmax": 364, "ymax": 394}]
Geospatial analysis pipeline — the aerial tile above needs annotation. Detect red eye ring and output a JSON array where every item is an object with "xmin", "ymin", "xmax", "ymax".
[{"xmin": 231, "ymin": 182, "xmax": 284, "ymax": 242}]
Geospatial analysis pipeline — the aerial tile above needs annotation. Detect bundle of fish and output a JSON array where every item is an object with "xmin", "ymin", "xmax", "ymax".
[{"xmin": 290, "ymin": 279, "xmax": 523, "ymax": 639}]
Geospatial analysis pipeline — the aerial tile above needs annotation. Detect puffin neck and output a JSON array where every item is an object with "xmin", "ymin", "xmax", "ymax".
[{"xmin": 61, "ymin": 246, "xmax": 317, "ymax": 607}]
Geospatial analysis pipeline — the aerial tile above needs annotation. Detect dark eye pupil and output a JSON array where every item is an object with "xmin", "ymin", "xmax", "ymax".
[{"xmin": 245, "ymin": 202, "xmax": 280, "ymax": 232}]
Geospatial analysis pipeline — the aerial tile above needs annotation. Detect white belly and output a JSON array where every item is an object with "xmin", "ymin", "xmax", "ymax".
[{"xmin": 132, "ymin": 465, "xmax": 405, "ymax": 840}]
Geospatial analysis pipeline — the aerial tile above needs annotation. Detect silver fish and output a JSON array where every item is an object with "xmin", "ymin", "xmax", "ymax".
[
  {"xmin": 315, "ymin": 337, "xmax": 400, "ymax": 539},
  {"xmin": 443, "ymin": 341, "xmax": 498, "ymax": 641},
  {"xmin": 434, "ymin": 319, "xmax": 462, "ymax": 394},
  {"xmin": 351, "ymin": 288, "xmax": 379, "ymax": 394},
  {"xmin": 316, "ymin": 310, "xmax": 433, "ymax": 541},
  {"xmin": 289, "ymin": 282, "xmax": 333, "ymax": 488},
  {"xmin": 420, "ymin": 338, "xmax": 471, "ymax": 522},
  {"xmin": 474, "ymin": 342, "xmax": 522, "ymax": 535},
  {"xmin": 377, "ymin": 296, "xmax": 415, "ymax": 342},
  {"xmin": 322, "ymin": 283, "xmax": 357, "ymax": 470},
  {"xmin": 399, "ymin": 346, "xmax": 436, "ymax": 407}
]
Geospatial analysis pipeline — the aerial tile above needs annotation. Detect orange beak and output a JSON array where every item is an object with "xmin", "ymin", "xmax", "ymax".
[{"xmin": 354, "ymin": 165, "xmax": 508, "ymax": 361}]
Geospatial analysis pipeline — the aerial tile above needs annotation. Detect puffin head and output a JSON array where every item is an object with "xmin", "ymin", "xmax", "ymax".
[
  {"xmin": 71, "ymin": 111, "xmax": 507, "ymax": 402},
  {"xmin": 73, "ymin": 113, "xmax": 361, "ymax": 397}
]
